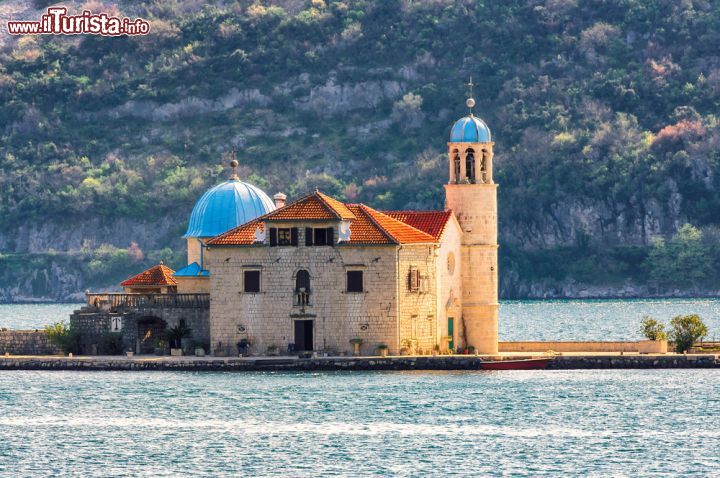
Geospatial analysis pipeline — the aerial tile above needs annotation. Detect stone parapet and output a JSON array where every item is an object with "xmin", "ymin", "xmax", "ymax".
[{"xmin": 0, "ymin": 330, "xmax": 61, "ymax": 355}]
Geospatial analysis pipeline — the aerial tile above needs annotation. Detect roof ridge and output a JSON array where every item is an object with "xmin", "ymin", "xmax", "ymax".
[
  {"xmin": 355, "ymin": 204, "xmax": 397, "ymax": 244},
  {"xmin": 360, "ymin": 205, "xmax": 436, "ymax": 243},
  {"xmin": 121, "ymin": 263, "xmax": 177, "ymax": 287}
]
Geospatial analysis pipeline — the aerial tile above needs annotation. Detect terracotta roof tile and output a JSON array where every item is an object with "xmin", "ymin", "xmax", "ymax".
[
  {"xmin": 358, "ymin": 205, "xmax": 436, "ymax": 244},
  {"xmin": 207, "ymin": 218, "xmax": 263, "ymax": 246},
  {"xmin": 120, "ymin": 264, "xmax": 177, "ymax": 287},
  {"xmin": 207, "ymin": 190, "xmax": 437, "ymax": 246},
  {"xmin": 342, "ymin": 205, "xmax": 394, "ymax": 244},
  {"xmin": 384, "ymin": 210, "xmax": 453, "ymax": 241},
  {"xmin": 266, "ymin": 191, "xmax": 356, "ymax": 221}
]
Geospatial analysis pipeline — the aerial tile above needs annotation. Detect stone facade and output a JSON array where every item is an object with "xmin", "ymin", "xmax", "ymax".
[
  {"xmin": 176, "ymin": 276, "xmax": 210, "ymax": 293},
  {"xmin": 207, "ymin": 226, "xmax": 414, "ymax": 355}
]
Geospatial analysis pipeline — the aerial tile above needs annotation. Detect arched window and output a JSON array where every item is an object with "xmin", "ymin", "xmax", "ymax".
[
  {"xmin": 295, "ymin": 270, "xmax": 311, "ymax": 306},
  {"xmin": 465, "ymin": 148, "xmax": 475, "ymax": 183},
  {"xmin": 452, "ymin": 149, "xmax": 461, "ymax": 184}
]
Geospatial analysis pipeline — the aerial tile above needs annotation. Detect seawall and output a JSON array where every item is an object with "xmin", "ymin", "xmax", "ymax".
[
  {"xmin": 0, "ymin": 354, "xmax": 718, "ymax": 371},
  {"xmin": 0, "ymin": 330, "xmax": 60, "ymax": 355}
]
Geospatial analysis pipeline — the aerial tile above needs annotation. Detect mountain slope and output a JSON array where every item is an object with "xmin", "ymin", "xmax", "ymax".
[{"xmin": 1, "ymin": 0, "xmax": 720, "ymax": 300}]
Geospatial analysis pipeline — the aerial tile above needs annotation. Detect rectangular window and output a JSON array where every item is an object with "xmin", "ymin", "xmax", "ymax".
[
  {"xmin": 244, "ymin": 270, "xmax": 260, "ymax": 293},
  {"xmin": 305, "ymin": 227, "xmax": 313, "ymax": 246},
  {"xmin": 346, "ymin": 271, "xmax": 363, "ymax": 293},
  {"xmin": 269, "ymin": 228, "xmax": 277, "ymax": 247},
  {"xmin": 278, "ymin": 228, "xmax": 292, "ymax": 245},
  {"xmin": 409, "ymin": 267, "xmax": 419, "ymax": 292},
  {"xmin": 313, "ymin": 227, "xmax": 327, "ymax": 246}
]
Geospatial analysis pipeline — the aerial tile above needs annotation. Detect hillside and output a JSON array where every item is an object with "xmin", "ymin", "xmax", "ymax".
[{"xmin": 1, "ymin": 0, "xmax": 720, "ymax": 301}]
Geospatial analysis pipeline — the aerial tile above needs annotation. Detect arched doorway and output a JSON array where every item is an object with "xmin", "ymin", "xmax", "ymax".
[{"xmin": 137, "ymin": 316, "xmax": 167, "ymax": 354}]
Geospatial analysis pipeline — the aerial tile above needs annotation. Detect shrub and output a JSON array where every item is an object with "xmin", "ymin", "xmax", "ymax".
[
  {"xmin": 640, "ymin": 316, "xmax": 667, "ymax": 341},
  {"xmin": 44, "ymin": 321, "xmax": 80, "ymax": 355},
  {"xmin": 165, "ymin": 319, "xmax": 192, "ymax": 348},
  {"xmin": 669, "ymin": 314, "xmax": 708, "ymax": 353}
]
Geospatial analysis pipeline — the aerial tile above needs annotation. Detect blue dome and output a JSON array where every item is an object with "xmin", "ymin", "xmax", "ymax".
[
  {"xmin": 184, "ymin": 179, "xmax": 275, "ymax": 238},
  {"xmin": 450, "ymin": 115, "xmax": 491, "ymax": 143}
]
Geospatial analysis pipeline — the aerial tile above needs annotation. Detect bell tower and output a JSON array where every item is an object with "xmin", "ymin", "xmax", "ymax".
[{"xmin": 444, "ymin": 80, "xmax": 499, "ymax": 355}]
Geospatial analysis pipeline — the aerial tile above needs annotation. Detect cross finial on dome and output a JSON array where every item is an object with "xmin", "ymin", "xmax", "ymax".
[
  {"xmin": 228, "ymin": 149, "xmax": 240, "ymax": 180},
  {"xmin": 466, "ymin": 76, "xmax": 476, "ymax": 115}
]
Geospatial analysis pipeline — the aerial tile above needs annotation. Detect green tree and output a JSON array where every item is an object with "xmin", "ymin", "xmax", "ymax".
[
  {"xmin": 669, "ymin": 314, "xmax": 708, "ymax": 353},
  {"xmin": 646, "ymin": 224, "xmax": 712, "ymax": 287},
  {"xmin": 640, "ymin": 316, "xmax": 667, "ymax": 341}
]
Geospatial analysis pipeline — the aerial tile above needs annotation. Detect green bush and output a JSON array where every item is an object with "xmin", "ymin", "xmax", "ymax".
[
  {"xmin": 44, "ymin": 321, "xmax": 80, "ymax": 355},
  {"xmin": 669, "ymin": 314, "xmax": 708, "ymax": 353},
  {"xmin": 165, "ymin": 319, "xmax": 192, "ymax": 348},
  {"xmin": 640, "ymin": 316, "xmax": 667, "ymax": 341}
]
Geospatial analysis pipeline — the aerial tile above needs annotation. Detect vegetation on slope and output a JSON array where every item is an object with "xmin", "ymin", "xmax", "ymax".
[{"xmin": 2, "ymin": 0, "xmax": 720, "ymax": 296}]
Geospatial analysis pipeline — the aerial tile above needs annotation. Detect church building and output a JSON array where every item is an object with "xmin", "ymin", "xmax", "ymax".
[{"xmin": 93, "ymin": 94, "xmax": 499, "ymax": 357}]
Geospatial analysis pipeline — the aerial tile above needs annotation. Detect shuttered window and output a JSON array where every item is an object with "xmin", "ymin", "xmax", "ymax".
[
  {"xmin": 409, "ymin": 268, "xmax": 419, "ymax": 292},
  {"xmin": 269, "ymin": 228, "xmax": 277, "ymax": 247}
]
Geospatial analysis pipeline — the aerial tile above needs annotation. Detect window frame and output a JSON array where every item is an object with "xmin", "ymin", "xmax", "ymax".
[
  {"xmin": 346, "ymin": 270, "xmax": 364, "ymax": 293},
  {"xmin": 243, "ymin": 269, "xmax": 261, "ymax": 293}
]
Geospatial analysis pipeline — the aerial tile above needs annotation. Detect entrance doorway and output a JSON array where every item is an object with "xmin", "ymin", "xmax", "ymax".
[
  {"xmin": 137, "ymin": 317, "xmax": 166, "ymax": 354},
  {"xmin": 447, "ymin": 317, "xmax": 454, "ymax": 351},
  {"xmin": 294, "ymin": 320, "xmax": 314, "ymax": 352}
]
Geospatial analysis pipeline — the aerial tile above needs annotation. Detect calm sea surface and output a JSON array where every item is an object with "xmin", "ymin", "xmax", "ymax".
[
  {"xmin": 0, "ymin": 369, "xmax": 718, "ymax": 477},
  {"xmin": 2, "ymin": 299, "xmax": 720, "ymax": 341}
]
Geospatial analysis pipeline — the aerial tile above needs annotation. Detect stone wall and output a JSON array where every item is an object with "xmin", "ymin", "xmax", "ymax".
[
  {"xmin": 397, "ymin": 244, "xmax": 438, "ymax": 355},
  {"xmin": 207, "ymin": 226, "xmax": 403, "ymax": 356},
  {"xmin": 435, "ymin": 217, "xmax": 463, "ymax": 350},
  {"xmin": 70, "ymin": 305, "xmax": 210, "ymax": 354},
  {"xmin": 0, "ymin": 330, "xmax": 61, "ymax": 355}
]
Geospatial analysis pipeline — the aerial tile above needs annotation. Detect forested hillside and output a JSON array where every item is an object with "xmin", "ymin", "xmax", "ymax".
[{"xmin": 1, "ymin": 0, "xmax": 720, "ymax": 300}]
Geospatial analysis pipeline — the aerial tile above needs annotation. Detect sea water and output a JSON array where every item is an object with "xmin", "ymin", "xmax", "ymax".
[
  {"xmin": 0, "ymin": 369, "xmax": 718, "ymax": 476},
  {"xmin": 2, "ymin": 299, "xmax": 720, "ymax": 341}
]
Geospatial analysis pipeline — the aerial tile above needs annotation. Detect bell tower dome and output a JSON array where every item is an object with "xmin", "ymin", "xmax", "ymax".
[{"xmin": 444, "ymin": 79, "xmax": 499, "ymax": 355}]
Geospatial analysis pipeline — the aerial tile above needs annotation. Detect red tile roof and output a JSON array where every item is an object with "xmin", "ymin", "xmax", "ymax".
[
  {"xmin": 266, "ymin": 191, "xmax": 356, "ymax": 221},
  {"xmin": 120, "ymin": 264, "xmax": 177, "ymax": 287},
  {"xmin": 207, "ymin": 191, "xmax": 438, "ymax": 246},
  {"xmin": 354, "ymin": 205, "xmax": 436, "ymax": 244},
  {"xmin": 207, "ymin": 218, "xmax": 264, "ymax": 246},
  {"xmin": 384, "ymin": 210, "xmax": 453, "ymax": 240}
]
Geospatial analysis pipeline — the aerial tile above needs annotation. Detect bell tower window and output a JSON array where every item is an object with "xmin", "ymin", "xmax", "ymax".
[
  {"xmin": 465, "ymin": 148, "xmax": 475, "ymax": 183},
  {"xmin": 452, "ymin": 149, "xmax": 461, "ymax": 184},
  {"xmin": 480, "ymin": 149, "xmax": 488, "ymax": 183}
]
